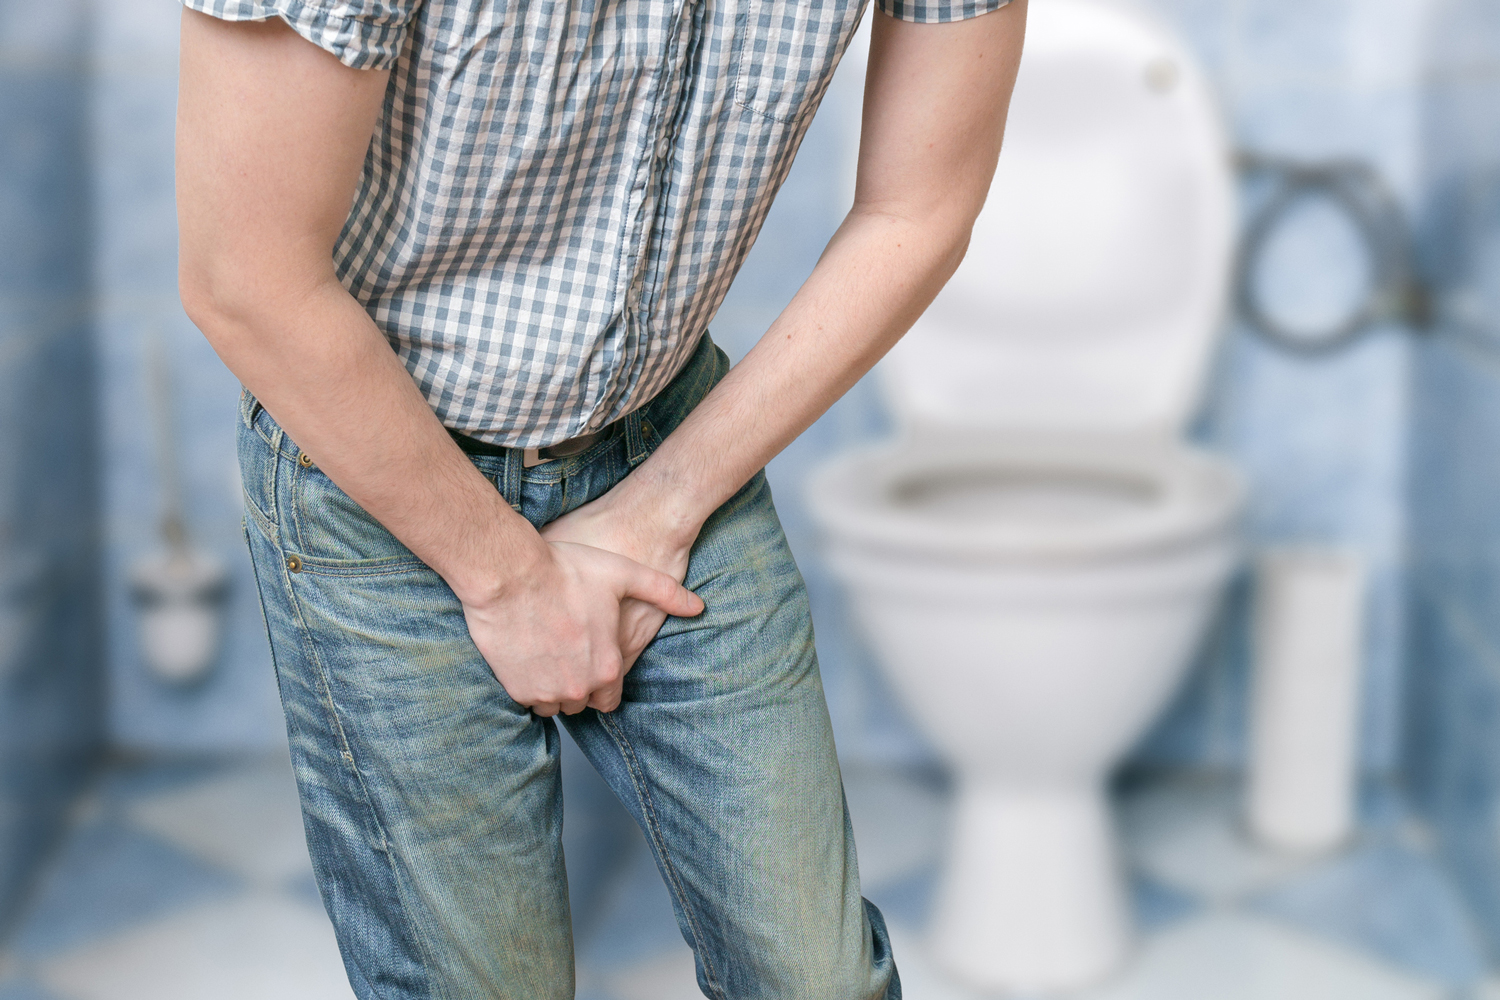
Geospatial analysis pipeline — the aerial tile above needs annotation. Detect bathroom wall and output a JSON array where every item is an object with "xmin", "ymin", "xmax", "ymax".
[
  {"xmin": 1404, "ymin": 0, "xmax": 1500, "ymax": 960},
  {"xmin": 95, "ymin": 0, "xmax": 282, "ymax": 753},
  {"xmin": 1128, "ymin": 0, "xmax": 1423, "ymax": 774},
  {"xmin": 0, "ymin": 0, "xmax": 106, "ymax": 926}
]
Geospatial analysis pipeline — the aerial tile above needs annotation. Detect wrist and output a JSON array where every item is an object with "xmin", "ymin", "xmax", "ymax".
[
  {"xmin": 443, "ymin": 507, "xmax": 553, "ymax": 607},
  {"xmin": 608, "ymin": 467, "xmax": 704, "ymax": 554}
]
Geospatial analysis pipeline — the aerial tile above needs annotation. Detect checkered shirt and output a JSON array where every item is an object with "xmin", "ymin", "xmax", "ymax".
[{"xmin": 185, "ymin": 0, "xmax": 1010, "ymax": 446}]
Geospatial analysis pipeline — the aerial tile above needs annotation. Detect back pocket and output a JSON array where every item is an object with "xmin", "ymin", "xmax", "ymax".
[{"xmin": 734, "ymin": 0, "xmax": 866, "ymax": 123}]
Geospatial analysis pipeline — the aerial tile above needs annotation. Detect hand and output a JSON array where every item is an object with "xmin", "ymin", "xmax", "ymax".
[
  {"xmin": 540, "ymin": 488, "xmax": 702, "ymax": 708},
  {"xmin": 458, "ymin": 539, "xmax": 702, "ymax": 717}
]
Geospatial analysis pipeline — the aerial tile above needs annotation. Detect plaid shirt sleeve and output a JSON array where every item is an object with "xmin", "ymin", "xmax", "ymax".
[
  {"xmin": 876, "ymin": 0, "xmax": 1011, "ymax": 24},
  {"xmin": 180, "ymin": 0, "xmax": 421, "ymax": 70}
]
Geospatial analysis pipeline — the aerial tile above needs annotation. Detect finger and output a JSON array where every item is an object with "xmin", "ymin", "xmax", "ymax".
[
  {"xmin": 587, "ymin": 680, "xmax": 623, "ymax": 713},
  {"xmin": 620, "ymin": 564, "xmax": 704, "ymax": 618},
  {"xmin": 560, "ymin": 697, "xmax": 590, "ymax": 715},
  {"xmin": 620, "ymin": 601, "xmax": 667, "ymax": 662},
  {"xmin": 531, "ymin": 702, "xmax": 561, "ymax": 718}
]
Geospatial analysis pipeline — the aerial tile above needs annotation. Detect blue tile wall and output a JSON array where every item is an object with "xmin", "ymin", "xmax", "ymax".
[
  {"xmin": 93, "ymin": 0, "xmax": 283, "ymax": 752},
  {"xmin": 1404, "ymin": 0, "xmax": 1500, "ymax": 956},
  {"xmin": 0, "ymin": 0, "xmax": 104, "ymax": 931},
  {"xmin": 1120, "ymin": 0, "xmax": 1419, "ymax": 774}
]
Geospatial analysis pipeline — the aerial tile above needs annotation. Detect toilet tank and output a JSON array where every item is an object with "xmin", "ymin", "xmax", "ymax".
[{"xmin": 882, "ymin": 0, "xmax": 1236, "ymax": 438}]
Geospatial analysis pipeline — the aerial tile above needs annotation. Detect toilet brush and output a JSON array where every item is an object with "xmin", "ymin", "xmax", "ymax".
[{"xmin": 129, "ymin": 325, "xmax": 228, "ymax": 686}]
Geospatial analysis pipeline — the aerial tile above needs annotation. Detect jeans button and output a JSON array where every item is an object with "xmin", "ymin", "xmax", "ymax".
[
  {"xmin": 298, "ymin": 452, "xmax": 313, "ymax": 468},
  {"xmin": 286, "ymin": 555, "xmax": 302, "ymax": 573}
]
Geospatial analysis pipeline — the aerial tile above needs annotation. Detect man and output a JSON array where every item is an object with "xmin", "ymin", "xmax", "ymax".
[{"xmin": 175, "ymin": 0, "xmax": 1024, "ymax": 992}]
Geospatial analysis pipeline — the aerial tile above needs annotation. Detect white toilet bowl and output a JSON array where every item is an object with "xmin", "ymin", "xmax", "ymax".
[
  {"xmin": 807, "ymin": 0, "xmax": 1241, "ymax": 989},
  {"xmin": 810, "ymin": 435, "xmax": 1242, "ymax": 989}
]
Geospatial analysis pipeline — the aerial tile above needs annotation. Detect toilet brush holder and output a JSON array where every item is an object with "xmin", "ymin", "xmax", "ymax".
[
  {"xmin": 130, "ymin": 548, "xmax": 229, "ymax": 687},
  {"xmin": 1246, "ymin": 546, "xmax": 1366, "ymax": 853}
]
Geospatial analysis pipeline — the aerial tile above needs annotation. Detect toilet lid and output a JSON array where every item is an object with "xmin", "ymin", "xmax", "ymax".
[{"xmin": 881, "ymin": 0, "xmax": 1235, "ymax": 437}]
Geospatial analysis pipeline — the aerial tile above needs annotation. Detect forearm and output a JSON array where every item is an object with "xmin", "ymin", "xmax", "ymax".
[
  {"xmin": 616, "ymin": 205, "xmax": 968, "ymax": 535},
  {"xmin": 192, "ymin": 282, "xmax": 545, "ymax": 601},
  {"xmin": 600, "ymin": 4, "xmax": 1024, "ymax": 549},
  {"xmin": 177, "ymin": 9, "xmax": 543, "ymax": 603}
]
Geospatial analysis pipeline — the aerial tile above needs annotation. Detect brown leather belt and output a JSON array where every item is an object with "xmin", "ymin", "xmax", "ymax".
[
  {"xmin": 448, "ymin": 422, "xmax": 615, "ymax": 467},
  {"xmin": 521, "ymin": 428, "xmax": 609, "ymax": 467}
]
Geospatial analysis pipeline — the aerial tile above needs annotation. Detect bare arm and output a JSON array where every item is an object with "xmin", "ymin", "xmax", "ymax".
[
  {"xmin": 176, "ymin": 10, "xmax": 700, "ymax": 717},
  {"xmin": 545, "ymin": 4, "xmax": 1026, "ymax": 591}
]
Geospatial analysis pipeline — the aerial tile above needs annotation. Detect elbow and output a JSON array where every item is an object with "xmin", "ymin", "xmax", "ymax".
[
  {"xmin": 177, "ymin": 259, "xmax": 221, "ymax": 335},
  {"xmin": 179, "ymin": 250, "xmax": 259, "ymax": 335},
  {"xmin": 945, "ymin": 226, "xmax": 974, "ymax": 274},
  {"xmin": 178, "ymin": 246, "xmax": 322, "ymax": 353},
  {"xmin": 850, "ymin": 194, "xmax": 982, "ymax": 265}
]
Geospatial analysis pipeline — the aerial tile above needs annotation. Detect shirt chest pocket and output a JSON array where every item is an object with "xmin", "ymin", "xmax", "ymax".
[{"xmin": 734, "ymin": 0, "xmax": 866, "ymax": 124}]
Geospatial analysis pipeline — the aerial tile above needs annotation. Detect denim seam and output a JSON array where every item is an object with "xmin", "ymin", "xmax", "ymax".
[
  {"xmin": 290, "ymin": 460, "xmax": 313, "ymax": 556},
  {"xmin": 243, "ymin": 488, "xmax": 277, "ymax": 541},
  {"xmin": 243, "ymin": 512, "xmax": 436, "ymax": 998},
  {"xmin": 293, "ymin": 559, "xmax": 430, "ymax": 579},
  {"xmin": 260, "ymin": 427, "xmax": 283, "ymax": 525},
  {"xmin": 278, "ymin": 578, "xmax": 389, "ymax": 853},
  {"xmin": 598, "ymin": 711, "xmax": 728, "ymax": 1000},
  {"xmin": 279, "ymin": 566, "xmax": 443, "ymax": 1000}
]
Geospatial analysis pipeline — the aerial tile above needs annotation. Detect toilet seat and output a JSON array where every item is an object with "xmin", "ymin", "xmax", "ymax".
[{"xmin": 810, "ymin": 434, "xmax": 1243, "ymax": 564}]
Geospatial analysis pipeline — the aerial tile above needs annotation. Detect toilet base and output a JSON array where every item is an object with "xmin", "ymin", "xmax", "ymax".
[{"xmin": 930, "ymin": 782, "xmax": 1132, "ymax": 992}]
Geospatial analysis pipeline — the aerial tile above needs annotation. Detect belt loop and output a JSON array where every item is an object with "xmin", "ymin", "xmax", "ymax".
[
  {"xmin": 502, "ymin": 448, "xmax": 523, "ymax": 510},
  {"xmin": 624, "ymin": 411, "xmax": 650, "ymax": 467}
]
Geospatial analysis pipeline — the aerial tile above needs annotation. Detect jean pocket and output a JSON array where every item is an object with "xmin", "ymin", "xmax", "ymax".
[
  {"xmin": 733, "ymin": 0, "xmax": 866, "ymax": 123},
  {"xmin": 288, "ymin": 461, "xmax": 425, "ymax": 574}
]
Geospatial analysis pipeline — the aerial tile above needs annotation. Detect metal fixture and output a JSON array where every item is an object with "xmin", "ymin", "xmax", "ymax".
[
  {"xmin": 1235, "ymin": 153, "xmax": 1429, "ymax": 354},
  {"xmin": 129, "ymin": 326, "xmax": 228, "ymax": 687}
]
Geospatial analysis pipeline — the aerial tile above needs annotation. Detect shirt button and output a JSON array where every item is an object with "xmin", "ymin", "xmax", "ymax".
[{"xmin": 286, "ymin": 555, "xmax": 302, "ymax": 573}]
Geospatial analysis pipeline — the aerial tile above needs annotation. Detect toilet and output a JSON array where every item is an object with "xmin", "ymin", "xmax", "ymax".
[{"xmin": 807, "ymin": 0, "xmax": 1242, "ymax": 991}]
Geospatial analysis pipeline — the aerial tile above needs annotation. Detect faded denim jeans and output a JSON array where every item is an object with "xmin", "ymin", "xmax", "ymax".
[{"xmin": 237, "ymin": 335, "xmax": 899, "ymax": 1000}]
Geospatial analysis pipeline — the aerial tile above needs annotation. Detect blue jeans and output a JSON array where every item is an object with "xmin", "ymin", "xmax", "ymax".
[{"xmin": 237, "ymin": 336, "xmax": 899, "ymax": 1000}]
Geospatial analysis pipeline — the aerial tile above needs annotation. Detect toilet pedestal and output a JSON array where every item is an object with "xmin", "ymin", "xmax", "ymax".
[{"xmin": 930, "ymin": 781, "xmax": 1131, "ymax": 992}]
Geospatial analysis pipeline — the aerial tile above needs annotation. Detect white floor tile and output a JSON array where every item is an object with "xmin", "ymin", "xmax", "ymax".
[
  {"xmin": 883, "ymin": 921, "xmax": 994, "ymax": 1000},
  {"xmin": 1073, "ymin": 912, "xmax": 1445, "ymax": 1000},
  {"xmin": 604, "ymin": 946, "xmax": 703, "ymax": 1000},
  {"xmin": 127, "ymin": 758, "xmax": 312, "ymax": 887},
  {"xmin": 843, "ymin": 769, "xmax": 949, "ymax": 889},
  {"xmin": 886, "ymin": 911, "xmax": 1446, "ymax": 1000},
  {"xmin": 1120, "ymin": 778, "xmax": 1316, "ymax": 902},
  {"xmin": 1474, "ymin": 975, "xmax": 1500, "ymax": 999},
  {"xmin": 37, "ymin": 893, "xmax": 354, "ymax": 1000}
]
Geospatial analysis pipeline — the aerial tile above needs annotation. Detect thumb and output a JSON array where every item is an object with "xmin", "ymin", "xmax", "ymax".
[{"xmin": 621, "ymin": 564, "xmax": 704, "ymax": 618}]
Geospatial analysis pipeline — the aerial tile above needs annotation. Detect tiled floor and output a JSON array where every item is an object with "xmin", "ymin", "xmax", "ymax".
[{"xmin": 1, "ymin": 755, "xmax": 1493, "ymax": 999}]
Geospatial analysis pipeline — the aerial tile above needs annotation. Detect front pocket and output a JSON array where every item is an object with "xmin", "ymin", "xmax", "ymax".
[
  {"xmin": 734, "ymin": 0, "xmax": 867, "ymax": 123},
  {"xmin": 290, "ymin": 462, "xmax": 425, "ymax": 571}
]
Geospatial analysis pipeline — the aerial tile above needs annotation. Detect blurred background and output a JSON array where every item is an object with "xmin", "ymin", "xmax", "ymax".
[{"xmin": 4, "ymin": 0, "xmax": 1500, "ymax": 997}]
